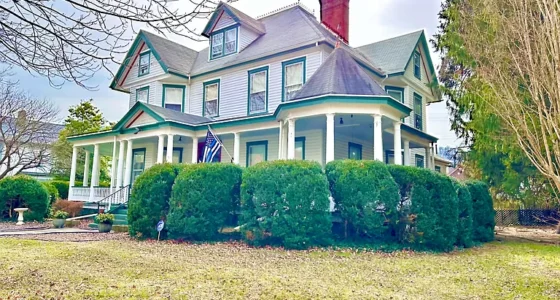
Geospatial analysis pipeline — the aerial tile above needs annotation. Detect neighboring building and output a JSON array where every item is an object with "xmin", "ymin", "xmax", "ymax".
[
  {"xmin": 434, "ymin": 155, "xmax": 453, "ymax": 175},
  {"xmin": 449, "ymin": 164, "xmax": 469, "ymax": 181},
  {"xmin": 67, "ymin": 1, "xmax": 442, "ymax": 203}
]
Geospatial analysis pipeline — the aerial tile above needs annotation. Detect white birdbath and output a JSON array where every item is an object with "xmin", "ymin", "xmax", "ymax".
[{"xmin": 14, "ymin": 208, "xmax": 29, "ymax": 225}]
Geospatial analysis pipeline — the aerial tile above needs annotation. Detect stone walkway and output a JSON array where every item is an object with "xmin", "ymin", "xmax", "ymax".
[{"xmin": 0, "ymin": 228, "xmax": 97, "ymax": 236}]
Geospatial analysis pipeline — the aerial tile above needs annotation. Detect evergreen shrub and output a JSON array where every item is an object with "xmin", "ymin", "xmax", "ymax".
[
  {"xmin": 454, "ymin": 181, "xmax": 474, "ymax": 248},
  {"xmin": 50, "ymin": 180, "xmax": 70, "ymax": 199},
  {"xmin": 0, "ymin": 175, "xmax": 49, "ymax": 221},
  {"xmin": 42, "ymin": 182, "xmax": 60, "ymax": 205},
  {"xmin": 467, "ymin": 181, "xmax": 495, "ymax": 242}
]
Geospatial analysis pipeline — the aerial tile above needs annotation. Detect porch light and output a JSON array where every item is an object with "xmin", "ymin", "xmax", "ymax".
[{"xmin": 339, "ymin": 117, "xmax": 344, "ymax": 125}]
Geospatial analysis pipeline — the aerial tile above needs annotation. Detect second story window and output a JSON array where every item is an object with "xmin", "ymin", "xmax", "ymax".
[
  {"xmin": 210, "ymin": 27, "xmax": 238, "ymax": 60},
  {"xmin": 248, "ymin": 67, "xmax": 268, "ymax": 115},
  {"xmin": 413, "ymin": 52, "xmax": 421, "ymax": 80},
  {"xmin": 204, "ymin": 80, "xmax": 220, "ymax": 117},
  {"xmin": 162, "ymin": 85, "xmax": 185, "ymax": 112},
  {"xmin": 136, "ymin": 86, "xmax": 149, "ymax": 103},
  {"xmin": 386, "ymin": 86, "xmax": 404, "ymax": 103},
  {"xmin": 138, "ymin": 52, "xmax": 150, "ymax": 76},
  {"xmin": 414, "ymin": 93, "xmax": 423, "ymax": 131},
  {"xmin": 282, "ymin": 57, "xmax": 306, "ymax": 101}
]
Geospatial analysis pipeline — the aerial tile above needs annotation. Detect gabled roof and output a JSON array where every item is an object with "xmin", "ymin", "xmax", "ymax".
[
  {"xmin": 113, "ymin": 102, "xmax": 211, "ymax": 131},
  {"xmin": 292, "ymin": 47, "xmax": 387, "ymax": 100},
  {"xmin": 356, "ymin": 30, "xmax": 435, "ymax": 76},
  {"xmin": 202, "ymin": 2, "xmax": 265, "ymax": 37}
]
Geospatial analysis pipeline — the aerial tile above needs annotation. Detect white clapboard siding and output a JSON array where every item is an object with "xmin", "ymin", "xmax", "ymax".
[
  {"xmin": 214, "ymin": 13, "xmax": 236, "ymax": 31},
  {"xmin": 239, "ymin": 27, "xmax": 260, "ymax": 52},
  {"xmin": 129, "ymin": 112, "xmax": 157, "ymax": 127},
  {"xmin": 129, "ymin": 81, "xmax": 162, "ymax": 109},
  {"xmin": 334, "ymin": 131, "xmax": 375, "ymax": 161},
  {"xmin": 123, "ymin": 45, "xmax": 165, "ymax": 87},
  {"xmin": 132, "ymin": 142, "xmax": 157, "ymax": 171}
]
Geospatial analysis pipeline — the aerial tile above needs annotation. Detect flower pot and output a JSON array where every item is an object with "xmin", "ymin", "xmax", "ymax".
[
  {"xmin": 53, "ymin": 219, "xmax": 66, "ymax": 228},
  {"xmin": 98, "ymin": 223, "xmax": 113, "ymax": 233}
]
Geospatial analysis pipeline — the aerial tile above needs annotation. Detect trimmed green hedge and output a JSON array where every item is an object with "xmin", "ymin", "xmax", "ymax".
[
  {"xmin": 128, "ymin": 164, "xmax": 182, "ymax": 239},
  {"xmin": 42, "ymin": 182, "xmax": 60, "ymax": 205},
  {"xmin": 0, "ymin": 176, "xmax": 49, "ymax": 221},
  {"xmin": 454, "ymin": 181, "xmax": 474, "ymax": 248},
  {"xmin": 50, "ymin": 180, "xmax": 70, "ymax": 199},
  {"xmin": 388, "ymin": 165, "xmax": 459, "ymax": 251},
  {"xmin": 241, "ymin": 160, "xmax": 332, "ymax": 249},
  {"xmin": 167, "ymin": 164, "xmax": 242, "ymax": 241},
  {"xmin": 326, "ymin": 160, "xmax": 400, "ymax": 239},
  {"xmin": 467, "ymin": 181, "xmax": 495, "ymax": 242}
]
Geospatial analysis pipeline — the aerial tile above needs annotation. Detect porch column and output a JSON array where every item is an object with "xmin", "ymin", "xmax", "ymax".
[
  {"xmin": 83, "ymin": 150, "xmax": 90, "ymax": 187},
  {"xmin": 278, "ymin": 121, "xmax": 284, "ymax": 160},
  {"xmin": 124, "ymin": 139, "xmax": 133, "ymax": 186},
  {"xmin": 282, "ymin": 122, "xmax": 288, "ymax": 159},
  {"xmin": 110, "ymin": 137, "xmax": 117, "ymax": 193},
  {"xmin": 373, "ymin": 114, "xmax": 383, "ymax": 161},
  {"xmin": 117, "ymin": 140, "xmax": 125, "ymax": 188},
  {"xmin": 69, "ymin": 146, "xmax": 78, "ymax": 188},
  {"xmin": 166, "ymin": 134, "xmax": 174, "ymax": 163},
  {"xmin": 393, "ymin": 121, "xmax": 402, "ymax": 165},
  {"xmin": 192, "ymin": 137, "xmax": 199, "ymax": 163},
  {"xmin": 425, "ymin": 146, "xmax": 432, "ymax": 169},
  {"xmin": 157, "ymin": 135, "xmax": 165, "ymax": 164},
  {"xmin": 326, "ymin": 113, "xmax": 335, "ymax": 163},
  {"xmin": 233, "ymin": 132, "xmax": 240, "ymax": 165},
  {"xmin": 89, "ymin": 144, "xmax": 100, "ymax": 201},
  {"xmin": 403, "ymin": 140, "xmax": 410, "ymax": 166},
  {"xmin": 287, "ymin": 118, "xmax": 296, "ymax": 159}
]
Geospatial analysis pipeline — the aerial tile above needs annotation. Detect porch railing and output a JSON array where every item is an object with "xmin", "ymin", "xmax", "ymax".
[
  {"xmin": 69, "ymin": 187, "xmax": 91, "ymax": 201},
  {"xmin": 93, "ymin": 185, "xmax": 131, "ymax": 211}
]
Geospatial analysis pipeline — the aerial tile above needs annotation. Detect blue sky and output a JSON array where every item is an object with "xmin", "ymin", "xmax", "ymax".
[{"xmin": 7, "ymin": 0, "xmax": 460, "ymax": 146}]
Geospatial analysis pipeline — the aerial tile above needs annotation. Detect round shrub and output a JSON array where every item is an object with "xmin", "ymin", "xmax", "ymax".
[
  {"xmin": 467, "ymin": 181, "xmax": 495, "ymax": 242},
  {"xmin": 167, "ymin": 164, "xmax": 242, "ymax": 241},
  {"xmin": 128, "ymin": 163, "xmax": 182, "ymax": 239},
  {"xmin": 454, "ymin": 181, "xmax": 473, "ymax": 248},
  {"xmin": 326, "ymin": 160, "xmax": 400, "ymax": 239},
  {"xmin": 241, "ymin": 160, "xmax": 332, "ymax": 249},
  {"xmin": 50, "ymin": 180, "xmax": 70, "ymax": 199},
  {"xmin": 388, "ymin": 165, "xmax": 459, "ymax": 251},
  {"xmin": 0, "ymin": 175, "xmax": 49, "ymax": 221},
  {"xmin": 42, "ymin": 182, "xmax": 60, "ymax": 205}
]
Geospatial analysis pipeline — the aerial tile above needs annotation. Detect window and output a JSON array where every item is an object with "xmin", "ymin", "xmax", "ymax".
[
  {"xmin": 248, "ymin": 67, "xmax": 268, "ymax": 115},
  {"xmin": 414, "ymin": 93, "xmax": 423, "ymax": 130},
  {"xmin": 348, "ymin": 142, "xmax": 362, "ymax": 160},
  {"xmin": 162, "ymin": 85, "xmax": 185, "ymax": 112},
  {"xmin": 282, "ymin": 57, "xmax": 306, "ymax": 101},
  {"xmin": 136, "ymin": 86, "xmax": 149, "ymax": 103},
  {"xmin": 204, "ymin": 80, "xmax": 220, "ymax": 117},
  {"xmin": 385, "ymin": 86, "xmax": 404, "ymax": 103},
  {"xmin": 138, "ymin": 52, "xmax": 150, "ymax": 76},
  {"xmin": 164, "ymin": 147, "xmax": 183, "ymax": 163},
  {"xmin": 131, "ymin": 148, "xmax": 146, "ymax": 183},
  {"xmin": 435, "ymin": 166, "xmax": 442, "ymax": 173},
  {"xmin": 210, "ymin": 26, "xmax": 238, "ymax": 60},
  {"xmin": 295, "ymin": 137, "xmax": 305, "ymax": 160},
  {"xmin": 413, "ymin": 52, "xmax": 421, "ymax": 79},
  {"xmin": 415, "ymin": 154, "xmax": 425, "ymax": 168},
  {"xmin": 246, "ymin": 141, "xmax": 268, "ymax": 167},
  {"xmin": 385, "ymin": 150, "xmax": 404, "ymax": 165}
]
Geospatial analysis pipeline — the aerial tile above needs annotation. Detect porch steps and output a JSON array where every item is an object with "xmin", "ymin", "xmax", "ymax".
[{"xmin": 88, "ymin": 206, "xmax": 128, "ymax": 230}]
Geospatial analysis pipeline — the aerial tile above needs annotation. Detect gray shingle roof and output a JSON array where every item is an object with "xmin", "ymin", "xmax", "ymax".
[
  {"xmin": 140, "ymin": 30, "xmax": 199, "ymax": 77},
  {"xmin": 144, "ymin": 103, "xmax": 211, "ymax": 125},
  {"xmin": 221, "ymin": 3, "xmax": 266, "ymax": 34},
  {"xmin": 291, "ymin": 47, "xmax": 387, "ymax": 100},
  {"xmin": 356, "ymin": 30, "xmax": 424, "ymax": 74}
]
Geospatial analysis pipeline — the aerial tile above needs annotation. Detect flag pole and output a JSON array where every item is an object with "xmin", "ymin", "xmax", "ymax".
[{"xmin": 207, "ymin": 125, "xmax": 233, "ymax": 161}]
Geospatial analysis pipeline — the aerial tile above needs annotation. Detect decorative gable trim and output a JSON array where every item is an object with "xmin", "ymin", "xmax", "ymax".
[
  {"xmin": 202, "ymin": 2, "xmax": 265, "ymax": 38},
  {"xmin": 113, "ymin": 101, "xmax": 165, "ymax": 131},
  {"xmin": 403, "ymin": 31, "xmax": 436, "ymax": 78}
]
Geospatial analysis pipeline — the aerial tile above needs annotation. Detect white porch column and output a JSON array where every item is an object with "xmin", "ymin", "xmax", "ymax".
[
  {"xmin": 425, "ymin": 147, "xmax": 432, "ymax": 169},
  {"xmin": 373, "ymin": 114, "xmax": 384, "ymax": 161},
  {"xmin": 233, "ymin": 132, "xmax": 240, "ymax": 165},
  {"xmin": 83, "ymin": 150, "xmax": 90, "ymax": 187},
  {"xmin": 69, "ymin": 146, "xmax": 78, "ymax": 188},
  {"xmin": 157, "ymin": 135, "xmax": 165, "ymax": 164},
  {"xmin": 192, "ymin": 137, "xmax": 199, "ymax": 163},
  {"xmin": 287, "ymin": 118, "xmax": 296, "ymax": 159},
  {"xmin": 124, "ymin": 139, "xmax": 134, "ymax": 186},
  {"xmin": 326, "ymin": 113, "xmax": 335, "ymax": 163},
  {"xmin": 110, "ymin": 137, "xmax": 117, "ymax": 193},
  {"xmin": 166, "ymin": 134, "xmax": 174, "ymax": 163},
  {"xmin": 89, "ymin": 144, "xmax": 100, "ymax": 201},
  {"xmin": 403, "ymin": 140, "xmax": 410, "ymax": 166},
  {"xmin": 117, "ymin": 140, "xmax": 125, "ymax": 188},
  {"xmin": 393, "ymin": 121, "xmax": 402, "ymax": 165},
  {"xmin": 282, "ymin": 122, "xmax": 288, "ymax": 159},
  {"xmin": 278, "ymin": 121, "xmax": 284, "ymax": 160}
]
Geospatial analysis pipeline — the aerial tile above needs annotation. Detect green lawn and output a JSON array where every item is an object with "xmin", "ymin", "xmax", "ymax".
[{"xmin": 0, "ymin": 238, "xmax": 559, "ymax": 299}]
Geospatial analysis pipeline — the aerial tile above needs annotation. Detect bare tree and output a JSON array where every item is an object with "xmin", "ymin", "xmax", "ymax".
[
  {"xmin": 457, "ymin": 0, "xmax": 560, "ymax": 201},
  {"xmin": 0, "ymin": 0, "xmax": 235, "ymax": 89},
  {"xmin": 0, "ymin": 78, "xmax": 60, "ymax": 179}
]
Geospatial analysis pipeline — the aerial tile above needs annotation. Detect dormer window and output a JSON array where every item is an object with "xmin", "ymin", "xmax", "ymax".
[
  {"xmin": 413, "ymin": 52, "xmax": 421, "ymax": 80},
  {"xmin": 210, "ymin": 26, "xmax": 238, "ymax": 60},
  {"xmin": 138, "ymin": 51, "xmax": 150, "ymax": 76}
]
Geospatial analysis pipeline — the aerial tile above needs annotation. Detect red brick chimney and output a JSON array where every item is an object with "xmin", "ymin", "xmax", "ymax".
[{"xmin": 319, "ymin": 0, "xmax": 350, "ymax": 43}]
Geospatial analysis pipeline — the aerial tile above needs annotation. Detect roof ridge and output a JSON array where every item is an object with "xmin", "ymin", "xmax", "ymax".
[
  {"xmin": 139, "ymin": 29, "xmax": 199, "ymax": 54},
  {"xmin": 256, "ymin": 2, "xmax": 315, "ymax": 19},
  {"xmin": 357, "ymin": 29, "xmax": 424, "ymax": 49}
]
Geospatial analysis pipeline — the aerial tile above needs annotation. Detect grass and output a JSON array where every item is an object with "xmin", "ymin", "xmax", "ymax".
[{"xmin": 0, "ymin": 238, "xmax": 559, "ymax": 299}]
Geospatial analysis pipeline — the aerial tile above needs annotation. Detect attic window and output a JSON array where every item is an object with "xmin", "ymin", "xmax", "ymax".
[
  {"xmin": 138, "ymin": 52, "xmax": 150, "ymax": 76},
  {"xmin": 210, "ymin": 26, "xmax": 238, "ymax": 60},
  {"xmin": 413, "ymin": 52, "xmax": 421, "ymax": 79}
]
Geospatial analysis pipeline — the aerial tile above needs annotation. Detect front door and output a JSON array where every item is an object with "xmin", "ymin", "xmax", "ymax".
[{"xmin": 131, "ymin": 148, "xmax": 146, "ymax": 183}]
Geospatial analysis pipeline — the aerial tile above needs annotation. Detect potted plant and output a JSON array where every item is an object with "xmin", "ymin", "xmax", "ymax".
[
  {"xmin": 96, "ymin": 213, "xmax": 115, "ymax": 233},
  {"xmin": 52, "ymin": 210, "xmax": 69, "ymax": 228}
]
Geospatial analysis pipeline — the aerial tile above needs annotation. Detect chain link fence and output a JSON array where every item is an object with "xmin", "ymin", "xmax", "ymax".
[{"xmin": 495, "ymin": 209, "xmax": 560, "ymax": 226}]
